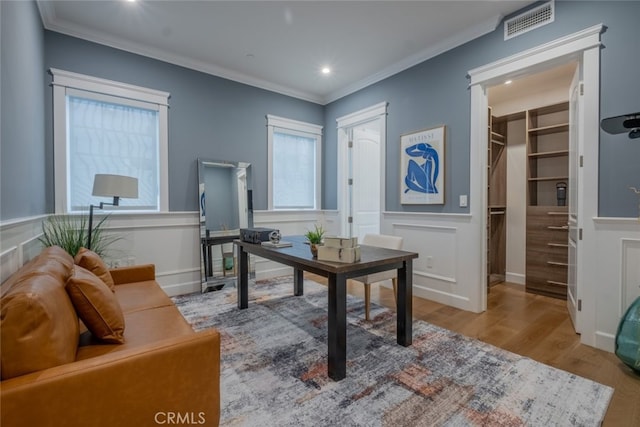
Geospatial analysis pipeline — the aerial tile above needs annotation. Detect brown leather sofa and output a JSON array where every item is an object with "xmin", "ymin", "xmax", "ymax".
[{"xmin": 1, "ymin": 246, "xmax": 220, "ymax": 427}]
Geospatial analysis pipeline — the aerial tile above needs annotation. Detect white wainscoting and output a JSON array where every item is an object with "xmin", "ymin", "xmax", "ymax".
[
  {"xmin": 4, "ymin": 211, "xmax": 635, "ymax": 355},
  {"xmin": 621, "ymin": 238, "xmax": 640, "ymax": 312},
  {"xmin": 99, "ymin": 212, "xmax": 201, "ymax": 296},
  {"xmin": 0, "ymin": 210, "xmax": 335, "ymax": 296},
  {"xmin": 590, "ymin": 218, "xmax": 640, "ymax": 351},
  {"xmin": 381, "ymin": 211, "xmax": 480, "ymax": 312},
  {"xmin": 0, "ymin": 212, "xmax": 203, "ymax": 296},
  {"xmin": 96, "ymin": 211, "xmax": 334, "ymax": 295},
  {"xmin": 105, "ymin": 210, "xmax": 336, "ymax": 294},
  {"xmin": 0, "ymin": 215, "xmax": 48, "ymax": 285}
]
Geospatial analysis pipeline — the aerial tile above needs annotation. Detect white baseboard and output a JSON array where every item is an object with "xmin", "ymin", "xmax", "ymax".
[
  {"xmin": 505, "ymin": 272, "xmax": 525, "ymax": 285},
  {"xmin": 594, "ymin": 331, "xmax": 616, "ymax": 353},
  {"xmin": 413, "ymin": 283, "xmax": 473, "ymax": 312},
  {"xmin": 161, "ymin": 281, "xmax": 201, "ymax": 297}
]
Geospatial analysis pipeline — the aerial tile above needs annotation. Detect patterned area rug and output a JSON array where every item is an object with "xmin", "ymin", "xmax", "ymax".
[{"xmin": 172, "ymin": 277, "xmax": 613, "ymax": 426}]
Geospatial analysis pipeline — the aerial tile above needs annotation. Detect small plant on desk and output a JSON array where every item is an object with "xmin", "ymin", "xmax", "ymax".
[{"xmin": 304, "ymin": 224, "xmax": 325, "ymax": 258}]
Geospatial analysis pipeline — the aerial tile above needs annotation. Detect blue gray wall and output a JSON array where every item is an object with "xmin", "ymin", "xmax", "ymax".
[
  {"xmin": 2, "ymin": 1, "xmax": 638, "ymax": 221},
  {"xmin": 595, "ymin": 2, "xmax": 640, "ymax": 217},
  {"xmin": 43, "ymin": 31, "xmax": 324, "ymax": 213},
  {"xmin": 1, "ymin": 1, "xmax": 47, "ymax": 220},
  {"xmin": 324, "ymin": 1, "xmax": 640, "ymax": 216}
]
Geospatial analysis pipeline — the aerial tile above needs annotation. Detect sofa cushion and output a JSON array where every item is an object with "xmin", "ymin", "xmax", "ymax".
[
  {"xmin": 115, "ymin": 280, "xmax": 174, "ymax": 314},
  {"xmin": 74, "ymin": 247, "xmax": 115, "ymax": 291},
  {"xmin": 76, "ymin": 305, "xmax": 194, "ymax": 361},
  {"xmin": 66, "ymin": 266, "xmax": 125, "ymax": 344},
  {"xmin": 0, "ymin": 247, "xmax": 79, "ymax": 380},
  {"xmin": 109, "ymin": 264, "xmax": 155, "ymax": 286}
]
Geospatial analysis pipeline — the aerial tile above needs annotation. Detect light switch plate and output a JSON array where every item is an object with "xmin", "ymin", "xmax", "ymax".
[{"xmin": 459, "ymin": 195, "xmax": 468, "ymax": 208}]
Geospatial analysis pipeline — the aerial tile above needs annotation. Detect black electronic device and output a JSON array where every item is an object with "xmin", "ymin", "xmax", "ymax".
[
  {"xmin": 556, "ymin": 182, "xmax": 567, "ymax": 206},
  {"xmin": 601, "ymin": 112, "xmax": 640, "ymax": 139},
  {"xmin": 240, "ymin": 227, "xmax": 278, "ymax": 244}
]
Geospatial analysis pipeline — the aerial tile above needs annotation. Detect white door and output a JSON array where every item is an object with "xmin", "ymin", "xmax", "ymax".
[
  {"xmin": 350, "ymin": 123, "xmax": 381, "ymax": 241},
  {"xmin": 337, "ymin": 102, "xmax": 387, "ymax": 241},
  {"xmin": 567, "ymin": 65, "xmax": 583, "ymax": 333}
]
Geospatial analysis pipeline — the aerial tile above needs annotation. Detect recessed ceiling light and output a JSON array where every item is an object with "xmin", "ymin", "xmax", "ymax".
[
  {"xmin": 321, "ymin": 67, "xmax": 332, "ymax": 75},
  {"xmin": 504, "ymin": 80, "xmax": 513, "ymax": 85}
]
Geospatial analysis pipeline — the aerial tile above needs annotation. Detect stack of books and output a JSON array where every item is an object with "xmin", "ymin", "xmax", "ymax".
[{"xmin": 318, "ymin": 236, "xmax": 361, "ymax": 263}]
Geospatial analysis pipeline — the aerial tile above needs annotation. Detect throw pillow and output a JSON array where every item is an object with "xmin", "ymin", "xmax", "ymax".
[
  {"xmin": 66, "ymin": 266, "xmax": 125, "ymax": 344},
  {"xmin": 0, "ymin": 254, "xmax": 79, "ymax": 380},
  {"xmin": 74, "ymin": 247, "xmax": 116, "ymax": 292}
]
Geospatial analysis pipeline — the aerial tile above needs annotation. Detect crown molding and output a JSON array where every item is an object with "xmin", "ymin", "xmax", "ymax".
[
  {"xmin": 36, "ymin": 2, "xmax": 325, "ymax": 105},
  {"xmin": 38, "ymin": 2, "xmax": 504, "ymax": 106},
  {"xmin": 323, "ymin": 14, "xmax": 504, "ymax": 104}
]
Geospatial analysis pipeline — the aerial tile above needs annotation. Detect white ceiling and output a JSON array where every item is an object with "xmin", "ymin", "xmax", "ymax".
[
  {"xmin": 488, "ymin": 61, "xmax": 578, "ymax": 108},
  {"xmin": 37, "ymin": 0, "xmax": 532, "ymax": 105}
]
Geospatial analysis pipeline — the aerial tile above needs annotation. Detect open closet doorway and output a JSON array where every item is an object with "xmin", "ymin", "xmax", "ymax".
[
  {"xmin": 469, "ymin": 24, "xmax": 602, "ymax": 340},
  {"xmin": 486, "ymin": 61, "xmax": 582, "ymax": 330},
  {"xmin": 337, "ymin": 102, "xmax": 388, "ymax": 241}
]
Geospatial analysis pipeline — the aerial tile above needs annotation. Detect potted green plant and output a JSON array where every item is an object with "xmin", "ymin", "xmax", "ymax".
[
  {"xmin": 304, "ymin": 224, "xmax": 325, "ymax": 258},
  {"xmin": 39, "ymin": 213, "xmax": 119, "ymax": 258}
]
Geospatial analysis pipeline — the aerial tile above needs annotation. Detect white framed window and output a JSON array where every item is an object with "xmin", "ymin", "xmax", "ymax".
[
  {"xmin": 267, "ymin": 115, "xmax": 322, "ymax": 210},
  {"xmin": 51, "ymin": 68, "xmax": 170, "ymax": 213}
]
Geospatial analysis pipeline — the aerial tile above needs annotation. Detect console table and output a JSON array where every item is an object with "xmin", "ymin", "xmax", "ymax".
[
  {"xmin": 235, "ymin": 236, "xmax": 418, "ymax": 381},
  {"xmin": 201, "ymin": 232, "xmax": 239, "ymax": 278}
]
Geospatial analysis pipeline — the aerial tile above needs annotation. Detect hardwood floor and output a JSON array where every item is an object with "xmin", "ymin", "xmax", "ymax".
[{"xmin": 306, "ymin": 274, "xmax": 640, "ymax": 426}]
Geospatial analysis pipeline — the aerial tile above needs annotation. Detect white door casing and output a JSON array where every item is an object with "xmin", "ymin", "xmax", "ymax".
[{"xmin": 468, "ymin": 25, "xmax": 602, "ymax": 345}]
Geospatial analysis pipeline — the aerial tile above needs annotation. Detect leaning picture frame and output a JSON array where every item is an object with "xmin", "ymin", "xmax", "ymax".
[{"xmin": 400, "ymin": 125, "xmax": 446, "ymax": 205}]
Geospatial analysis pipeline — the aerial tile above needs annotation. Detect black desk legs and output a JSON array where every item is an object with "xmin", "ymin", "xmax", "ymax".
[
  {"xmin": 327, "ymin": 273, "xmax": 347, "ymax": 381},
  {"xmin": 397, "ymin": 260, "xmax": 413, "ymax": 347},
  {"xmin": 237, "ymin": 247, "xmax": 249, "ymax": 309},
  {"xmin": 293, "ymin": 268, "xmax": 304, "ymax": 296}
]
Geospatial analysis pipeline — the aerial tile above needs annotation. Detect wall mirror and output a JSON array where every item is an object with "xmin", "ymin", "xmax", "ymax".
[{"xmin": 198, "ymin": 158, "xmax": 253, "ymax": 292}]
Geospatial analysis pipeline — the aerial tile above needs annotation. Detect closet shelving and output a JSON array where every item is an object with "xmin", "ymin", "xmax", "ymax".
[
  {"xmin": 487, "ymin": 101, "xmax": 570, "ymax": 300},
  {"xmin": 526, "ymin": 102, "xmax": 570, "ymax": 206},
  {"xmin": 525, "ymin": 101, "xmax": 570, "ymax": 299},
  {"xmin": 487, "ymin": 109, "xmax": 507, "ymax": 288}
]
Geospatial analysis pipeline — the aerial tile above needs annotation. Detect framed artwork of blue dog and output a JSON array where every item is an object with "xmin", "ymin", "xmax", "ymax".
[{"xmin": 400, "ymin": 125, "xmax": 446, "ymax": 204}]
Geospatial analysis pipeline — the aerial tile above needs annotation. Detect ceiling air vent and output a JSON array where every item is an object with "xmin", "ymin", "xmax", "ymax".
[{"xmin": 504, "ymin": 1, "xmax": 555, "ymax": 40}]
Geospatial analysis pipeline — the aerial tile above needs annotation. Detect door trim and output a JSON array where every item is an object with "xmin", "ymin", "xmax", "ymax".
[
  {"xmin": 336, "ymin": 102, "xmax": 387, "ymax": 128},
  {"xmin": 468, "ymin": 25, "xmax": 602, "ymax": 344},
  {"xmin": 337, "ymin": 102, "xmax": 388, "ymax": 237},
  {"xmin": 468, "ymin": 25, "xmax": 603, "ymax": 86}
]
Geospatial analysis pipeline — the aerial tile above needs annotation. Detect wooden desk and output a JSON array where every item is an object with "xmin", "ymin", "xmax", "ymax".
[{"xmin": 235, "ymin": 236, "xmax": 418, "ymax": 381}]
